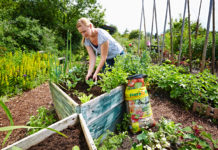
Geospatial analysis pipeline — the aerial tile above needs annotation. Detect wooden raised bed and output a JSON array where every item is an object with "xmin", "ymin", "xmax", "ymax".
[
  {"xmin": 2, "ymin": 114, "xmax": 97, "ymax": 150},
  {"xmin": 193, "ymin": 101, "xmax": 218, "ymax": 119},
  {"xmin": 49, "ymin": 82, "xmax": 125, "ymax": 139}
]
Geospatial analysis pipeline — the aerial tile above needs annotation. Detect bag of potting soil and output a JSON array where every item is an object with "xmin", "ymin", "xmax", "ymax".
[{"xmin": 125, "ymin": 74, "xmax": 155, "ymax": 133}]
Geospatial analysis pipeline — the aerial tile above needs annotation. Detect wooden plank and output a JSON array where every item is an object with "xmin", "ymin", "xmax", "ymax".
[
  {"xmin": 87, "ymin": 102, "xmax": 125, "ymax": 139},
  {"xmin": 52, "ymin": 90, "xmax": 76, "ymax": 113},
  {"xmin": 49, "ymin": 82, "xmax": 78, "ymax": 107},
  {"xmin": 3, "ymin": 114, "xmax": 78, "ymax": 150},
  {"xmin": 81, "ymin": 86, "xmax": 124, "ymax": 122},
  {"xmin": 79, "ymin": 114, "xmax": 97, "ymax": 150},
  {"xmin": 52, "ymin": 96, "xmax": 73, "ymax": 119},
  {"xmin": 49, "ymin": 82, "xmax": 78, "ymax": 119},
  {"xmin": 49, "ymin": 83, "xmax": 125, "ymax": 139}
]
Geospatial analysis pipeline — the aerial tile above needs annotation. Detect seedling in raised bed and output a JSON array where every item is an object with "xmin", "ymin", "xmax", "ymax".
[
  {"xmin": 72, "ymin": 145, "xmax": 80, "ymax": 150},
  {"xmin": 85, "ymin": 79, "xmax": 97, "ymax": 91},
  {"xmin": 70, "ymin": 75, "xmax": 81, "ymax": 88},
  {"xmin": 116, "ymin": 113, "xmax": 131, "ymax": 133},
  {"xmin": 79, "ymin": 93, "xmax": 93, "ymax": 104}
]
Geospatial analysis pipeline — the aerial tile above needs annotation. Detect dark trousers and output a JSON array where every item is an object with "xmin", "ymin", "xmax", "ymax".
[{"xmin": 102, "ymin": 51, "xmax": 124, "ymax": 71}]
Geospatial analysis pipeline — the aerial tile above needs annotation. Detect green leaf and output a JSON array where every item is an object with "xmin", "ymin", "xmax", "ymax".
[
  {"xmin": 137, "ymin": 131, "xmax": 147, "ymax": 141},
  {"xmin": 183, "ymin": 133, "xmax": 197, "ymax": 140},
  {"xmin": 0, "ymin": 126, "xmax": 41, "ymax": 131},
  {"xmin": 0, "ymin": 126, "xmax": 68, "ymax": 138},
  {"xmin": 12, "ymin": 146, "xmax": 23, "ymax": 150},
  {"xmin": 0, "ymin": 100, "xmax": 14, "ymax": 125},
  {"xmin": 201, "ymin": 131, "xmax": 216, "ymax": 146},
  {"xmin": 0, "ymin": 100, "xmax": 14, "ymax": 146},
  {"xmin": 72, "ymin": 145, "xmax": 80, "ymax": 150},
  {"xmin": 182, "ymin": 126, "xmax": 192, "ymax": 132}
]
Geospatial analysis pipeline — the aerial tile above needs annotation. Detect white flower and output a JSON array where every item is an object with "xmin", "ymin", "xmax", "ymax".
[
  {"xmin": 143, "ymin": 145, "xmax": 152, "ymax": 150},
  {"xmin": 156, "ymin": 144, "xmax": 162, "ymax": 149},
  {"xmin": 148, "ymin": 132, "xmax": 154, "ymax": 137},
  {"xmin": 161, "ymin": 137, "xmax": 167, "ymax": 142},
  {"xmin": 163, "ymin": 142, "xmax": 171, "ymax": 148},
  {"xmin": 154, "ymin": 139, "xmax": 160, "ymax": 143}
]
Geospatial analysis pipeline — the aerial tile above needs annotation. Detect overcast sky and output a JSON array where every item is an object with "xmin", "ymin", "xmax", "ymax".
[{"xmin": 98, "ymin": 0, "xmax": 217, "ymax": 34}]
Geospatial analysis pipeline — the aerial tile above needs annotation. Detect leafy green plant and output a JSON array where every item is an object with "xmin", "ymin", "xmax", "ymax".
[
  {"xmin": 181, "ymin": 122, "xmax": 217, "ymax": 150},
  {"xmin": 132, "ymin": 118, "xmax": 217, "ymax": 150},
  {"xmin": 78, "ymin": 93, "xmax": 93, "ymax": 104},
  {"xmin": 85, "ymin": 79, "xmax": 97, "ymax": 91},
  {"xmin": 68, "ymin": 64, "xmax": 87, "ymax": 83},
  {"xmin": 98, "ymin": 64, "xmax": 128, "ymax": 93},
  {"xmin": 145, "ymin": 64, "xmax": 218, "ymax": 109},
  {"xmin": 116, "ymin": 113, "xmax": 131, "ymax": 133},
  {"xmin": 66, "ymin": 75, "xmax": 81, "ymax": 90},
  {"xmin": 26, "ymin": 106, "xmax": 57, "ymax": 135},
  {"xmin": 94, "ymin": 130, "xmax": 130, "ymax": 150},
  {"xmin": 132, "ymin": 117, "xmax": 182, "ymax": 150}
]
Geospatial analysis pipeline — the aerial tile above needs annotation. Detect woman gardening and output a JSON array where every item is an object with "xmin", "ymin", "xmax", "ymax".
[{"xmin": 76, "ymin": 17, "xmax": 124, "ymax": 81}]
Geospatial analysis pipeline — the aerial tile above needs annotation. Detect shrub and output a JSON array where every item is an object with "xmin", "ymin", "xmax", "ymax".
[{"xmin": 0, "ymin": 16, "xmax": 58, "ymax": 53}]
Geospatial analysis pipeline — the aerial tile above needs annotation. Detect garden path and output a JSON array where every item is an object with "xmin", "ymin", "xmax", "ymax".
[{"xmin": 0, "ymin": 82, "xmax": 217, "ymax": 149}]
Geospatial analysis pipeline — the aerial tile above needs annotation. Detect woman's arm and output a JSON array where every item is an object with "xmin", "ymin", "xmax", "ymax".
[
  {"xmin": 93, "ymin": 40, "xmax": 109, "ymax": 81},
  {"xmin": 86, "ymin": 46, "xmax": 96, "ymax": 80}
]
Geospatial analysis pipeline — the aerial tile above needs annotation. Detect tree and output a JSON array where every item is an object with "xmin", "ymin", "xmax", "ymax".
[
  {"xmin": 0, "ymin": 16, "xmax": 57, "ymax": 52},
  {"xmin": 0, "ymin": 0, "xmax": 106, "ymax": 50},
  {"xmin": 129, "ymin": 30, "xmax": 142, "ymax": 40}
]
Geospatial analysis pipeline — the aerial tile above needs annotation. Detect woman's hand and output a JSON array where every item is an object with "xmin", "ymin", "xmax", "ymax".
[
  {"xmin": 86, "ymin": 73, "xmax": 92, "ymax": 80},
  {"xmin": 92, "ymin": 72, "xmax": 98, "ymax": 81},
  {"xmin": 85, "ymin": 46, "xmax": 96, "ymax": 80}
]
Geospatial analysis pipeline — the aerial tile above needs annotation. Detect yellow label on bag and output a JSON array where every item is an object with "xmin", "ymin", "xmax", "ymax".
[{"xmin": 125, "ymin": 87, "xmax": 148, "ymax": 100}]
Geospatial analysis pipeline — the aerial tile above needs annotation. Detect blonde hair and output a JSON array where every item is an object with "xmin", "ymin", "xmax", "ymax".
[{"xmin": 76, "ymin": 18, "xmax": 93, "ymax": 45}]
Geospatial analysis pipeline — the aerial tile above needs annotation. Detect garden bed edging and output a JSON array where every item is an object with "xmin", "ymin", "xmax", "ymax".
[
  {"xmin": 49, "ymin": 82, "xmax": 125, "ymax": 139},
  {"xmin": 2, "ymin": 113, "xmax": 96, "ymax": 150},
  {"xmin": 193, "ymin": 101, "xmax": 218, "ymax": 119}
]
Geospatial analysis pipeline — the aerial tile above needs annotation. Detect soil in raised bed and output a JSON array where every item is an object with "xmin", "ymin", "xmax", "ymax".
[
  {"xmin": 59, "ymin": 81, "xmax": 104, "ymax": 104},
  {"xmin": 28, "ymin": 123, "xmax": 89, "ymax": 150}
]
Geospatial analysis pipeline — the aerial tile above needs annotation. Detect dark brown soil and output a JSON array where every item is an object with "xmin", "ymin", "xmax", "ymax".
[
  {"xmin": 0, "ymin": 83, "xmax": 53, "ymax": 149},
  {"xmin": 28, "ymin": 123, "xmax": 89, "ymax": 150},
  {"xmin": 0, "ymin": 82, "xmax": 217, "ymax": 149},
  {"xmin": 59, "ymin": 81, "xmax": 104, "ymax": 104}
]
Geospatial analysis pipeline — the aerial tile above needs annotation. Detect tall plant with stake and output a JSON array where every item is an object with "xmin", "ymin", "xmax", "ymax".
[{"xmin": 49, "ymin": 30, "xmax": 73, "ymax": 83}]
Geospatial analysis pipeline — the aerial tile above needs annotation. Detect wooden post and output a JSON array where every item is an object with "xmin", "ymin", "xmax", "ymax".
[
  {"xmin": 200, "ymin": 0, "xmax": 213, "ymax": 72},
  {"xmin": 154, "ymin": 0, "xmax": 160, "ymax": 63},
  {"xmin": 161, "ymin": 0, "xmax": 169, "ymax": 64},
  {"xmin": 150, "ymin": 0, "xmax": 155, "ymax": 51},
  {"xmin": 212, "ymin": 0, "xmax": 215, "ymax": 74},
  {"xmin": 195, "ymin": 0, "xmax": 202, "ymax": 39},
  {"xmin": 168, "ymin": 0, "xmax": 173, "ymax": 57},
  {"xmin": 138, "ymin": 0, "xmax": 145, "ymax": 55},
  {"xmin": 187, "ymin": 0, "xmax": 192, "ymax": 72},
  {"xmin": 142, "ymin": 0, "xmax": 147, "ymax": 51},
  {"xmin": 178, "ymin": 0, "xmax": 187, "ymax": 66}
]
